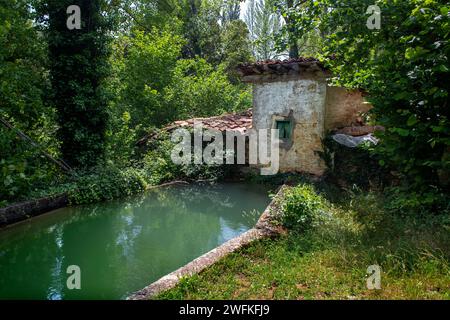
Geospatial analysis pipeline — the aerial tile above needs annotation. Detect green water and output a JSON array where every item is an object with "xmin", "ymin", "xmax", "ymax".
[{"xmin": 0, "ymin": 183, "xmax": 271, "ymax": 300}]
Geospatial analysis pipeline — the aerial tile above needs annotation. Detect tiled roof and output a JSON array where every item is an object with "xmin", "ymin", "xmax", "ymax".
[
  {"xmin": 170, "ymin": 109, "xmax": 252, "ymax": 134},
  {"xmin": 237, "ymin": 57, "xmax": 327, "ymax": 77},
  {"xmin": 137, "ymin": 109, "xmax": 252, "ymax": 146}
]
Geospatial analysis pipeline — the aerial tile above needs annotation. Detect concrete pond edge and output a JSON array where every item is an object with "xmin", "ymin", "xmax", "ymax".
[
  {"xmin": 127, "ymin": 185, "xmax": 288, "ymax": 300},
  {"xmin": 0, "ymin": 193, "xmax": 69, "ymax": 228}
]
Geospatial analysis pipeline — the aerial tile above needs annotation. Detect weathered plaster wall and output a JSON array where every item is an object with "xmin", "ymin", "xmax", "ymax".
[
  {"xmin": 325, "ymin": 87, "xmax": 371, "ymax": 130},
  {"xmin": 252, "ymin": 78, "xmax": 328, "ymax": 175}
]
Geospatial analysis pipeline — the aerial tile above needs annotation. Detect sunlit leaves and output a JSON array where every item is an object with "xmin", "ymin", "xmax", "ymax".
[{"xmin": 287, "ymin": 0, "xmax": 450, "ymax": 190}]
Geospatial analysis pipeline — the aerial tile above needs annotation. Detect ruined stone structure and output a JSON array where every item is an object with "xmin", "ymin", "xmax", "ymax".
[
  {"xmin": 237, "ymin": 58, "xmax": 371, "ymax": 175},
  {"xmin": 139, "ymin": 58, "xmax": 372, "ymax": 176}
]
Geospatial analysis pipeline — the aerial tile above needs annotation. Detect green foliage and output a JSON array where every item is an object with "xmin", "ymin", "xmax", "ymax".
[
  {"xmin": 111, "ymin": 28, "xmax": 184, "ymax": 128},
  {"xmin": 166, "ymin": 58, "xmax": 252, "ymax": 119},
  {"xmin": 0, "ymin": 0, "xmax": 49, "ymax": 127},
  {"xmin": 0, "ymin": 0, "xmax": 59, "ymax": 204},
  {"xmin": 29, "ymin": 164, "xmax": 149, "ymax": 205},
  {"xmin": 66, "ymin": 166, "xmax": 148, "ymax": 205},
  {"xmin": 0, "ymin": 128, "xmax": 58, "ymax": 205},
  {"xmin": 220, "ymin": 19, "xmax": 255, "ymax": 83},
  {"xmin": 110, "ymin": 27, "xmax": 250, "ymax": 130},
  {"xmin": 168, "ymin": 0, "xmax": 253, "ymax": 73},
  {"xmin": 297, "ymin": 0, "xmax": 449, "ymax": 192},
  {"xmin": 105, "ymin": 111, "xmax": 140, "ymax": 167},
  {"xmin": 383, "ymin": 186, "xmax": 450, "ymax": 217},
  {"xmin": 143, "ymin": 131, "xmax": 231, "ymax": 185},
  {"xmin": 245, "ymin": 0, "xmax": 284, "ymax": 60},
  {"xmin": 321, "ymin": 135, "xmax": 390, "ymax": 190},
  {"xmin": 44, "ymin": 0, "xmax": 112, "ymax": 168},
  {"xmin": 113, "ymin": 0, "xmax": 183, "ymax": 32},
  {"xmin": 280, "ymin": 184, "xmax": 325, "ymax": 233},
  {"xmin": 143, "ymin": 136, "xmax": 181, "ymax": 185}
]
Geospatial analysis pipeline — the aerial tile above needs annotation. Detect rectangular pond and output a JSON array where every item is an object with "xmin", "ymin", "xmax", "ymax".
[{"xmin": 0, "ymin": 182, "xmax": 272, "ymax": 299}]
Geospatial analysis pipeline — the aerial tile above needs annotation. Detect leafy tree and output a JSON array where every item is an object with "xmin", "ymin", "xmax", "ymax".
[
  {"xmin": 273, "ymin": 0, "xmax": 322, "ymax": 58},
  {"xmin": 43, "ymin": 0, "xmax": 112, "ymax": 168},
  {"xmin": 165, "ymin": 58, "xmax": 252, "ymax": 119},
  {"xmin": 112, "ymin": 0, "xmax": 182, "ymax": 34},
  {"xmin": 110, "ymin": 28, "xmax": 184, "ymax": 128},
  {"xmin": 220, "ymin": 19, "xmax": 254, "ymax": 82},
  {"xmin": 292, "ymin": 0, "xmax": 449, "ymax": 198},
  {"xmin": 283, "ymin": 0, "xmax": 299, "ymax": 58},
  {"xmin": 220, "ymin": 0, "xmax": 241, "ymax": 24},
  {"xmin": 0, "ymin": 0, "xmax": 49, "ymax": 130},
  {"xmin": 0, "ymin": 0, "xmax": 57, "ymax": 203},
  {"xmin": 244, "ymin": 0, "xmax": 284, "ymax": 60}
]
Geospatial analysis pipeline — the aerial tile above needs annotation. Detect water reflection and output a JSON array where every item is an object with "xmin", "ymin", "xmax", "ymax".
[{"xmin": 0, "ymin": 183, "xmax": 271, "ymax": 299}]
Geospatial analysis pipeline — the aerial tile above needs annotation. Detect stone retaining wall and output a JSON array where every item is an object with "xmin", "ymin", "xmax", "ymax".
[
  {"xmin": 0, "ymin": 194, "xmax": 69, "ymax": 228},
  {"xmin": 0, "ymin": 181, "xmax": 191, "ymax": 228}
]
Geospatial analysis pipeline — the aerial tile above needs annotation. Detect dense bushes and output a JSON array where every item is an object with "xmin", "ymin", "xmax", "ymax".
[
  {"xmin": 0, "ymin": 128, "xmax": 58, "ymax": 205},
  {"xmin": 1, "ymin": 1, "xmax": 253, "ymax": 206},
  {"xmin": 28, "ymin": 165, "xmax": 149, "ymax": 205},
  {"xmin": 383, "ymin": 186, "xmax": 450, "ymax": 217},
  {"xmin": 295, "ymin": 0, "xmax": 449, "ymax": 193},
  {"xmin": 280, "ymin": 185, "xmax": 326, "ymax": 233},
  {"xmin": 66, "ymin": 166, "xmax": 148, "ymax": 205},
  {"xmin": 21, "ymin": 129, "xmax": 233, "ymax": 206},
  {"xmin": 44, "ymin": 0, "xmax": 112, "ymax": 168},
  {"xmin": 143, "ymin": 132, "xmax": 232, "ymax": 185},
  {"xmin": 0, "ymin": 0, "xmax": 58, "ymax": 204}
]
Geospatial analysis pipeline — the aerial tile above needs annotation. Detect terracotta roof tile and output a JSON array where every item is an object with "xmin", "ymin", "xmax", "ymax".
[
  {"xmin": 170, "ymin": 109, "xmax": 253, "ymax": 133},
  {"xmin": 237, "ymin": 57, "xmax": 328, "ymax": 77},
  {"xmin": 137, "ymin": 109, "xmax": 253, "ymax": 146}
]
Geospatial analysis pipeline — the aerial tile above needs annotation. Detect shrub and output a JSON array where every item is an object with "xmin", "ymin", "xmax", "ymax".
[
  {"xmin": 143, "ymin": 137, "xmax": 180, "ymax": 185},
  {"xmin": 281, "ymin": 185, "xmax": 325, "ymax": 233},
  {"xmin": 0, "ymin": 127, "xmax": 60, "ymax": 206},
  {"xmin": 383, "ymin": 186, "xmax": 450, "ymax": 217},
  {"xmin": 29, "ymin": 165, "xmax": 149, "ymax": 206},
  {"xmin": 105, "ymin": 111, "xmax": 140, "ymax": 167},
  {"xmin": 67, "ymin": 166, "xmax": 148, "ymax": 205},
  {"xmin": 294, "ymin": 0, "xmax": 450, "ymax": 194},
  {"xmin": 142, "ymin": 131, "xmax": 232, "ymax": 185}
]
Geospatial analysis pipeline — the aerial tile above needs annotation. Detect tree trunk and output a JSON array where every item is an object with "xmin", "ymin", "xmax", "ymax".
[
  {"xmin": 286, "ymin": 0, "xmax": 299, "ymax": 58},
  {"xmin": 289, "ymin": 37, "xmax": 299, "ymax": 58}
]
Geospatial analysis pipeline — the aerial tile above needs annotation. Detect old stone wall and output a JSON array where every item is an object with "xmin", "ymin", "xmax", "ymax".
[
  {"xmin": 247, "ymin": 68, "xmax": 370, "ymax": 176},
  {"xmin": 325, "ymin": 87, "xmax": 371, "ymax": 130},
  {"xmin": 0, "ymin": 194, "xmax": 68, "ymax": 228},
  {"xmin": 252, "ymin": 78, "xmax": 328, "ymax": 175}
]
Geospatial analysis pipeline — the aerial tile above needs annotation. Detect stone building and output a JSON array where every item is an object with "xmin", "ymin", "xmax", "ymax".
[
  {"xmin": 237, "ymin": 58, "xmax": 371, "ymax": 176},
  {"xmin": 139, "ymin": 58, "xmax": 373, "ymax": 176}
]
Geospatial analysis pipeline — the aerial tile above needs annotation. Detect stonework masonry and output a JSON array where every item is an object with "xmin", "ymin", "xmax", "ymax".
[
  {"xmin": 253, "ymin": 79, "xmax": 328, "ymax": 175},
  {"xmin": 239, "ymin": 59, "xmax": 370, "ymax": 175}
]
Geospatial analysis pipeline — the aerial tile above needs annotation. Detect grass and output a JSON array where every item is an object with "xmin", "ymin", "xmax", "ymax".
[{"xmin": 157, "ymin": 187, "xmax": 450, "ymax": 300}]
